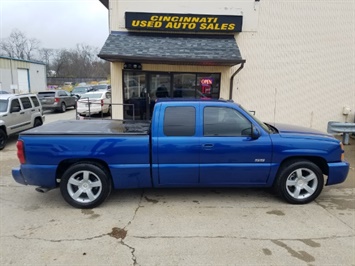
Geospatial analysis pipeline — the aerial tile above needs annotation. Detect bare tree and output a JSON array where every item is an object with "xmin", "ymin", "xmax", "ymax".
[
  {"xmin": 39, "ymin": 48, "xmax": 54, "ymax": 66},
  {"xmin": 0, "ymin": 29, "xmax": 110, "ymax": 79},
  {"xmin": 0, "ymin": 29, "xmax": 40, "ymax": 60},
  {"xmin": 50, "ymin": 44, "xmax": 109, "ymax": 78}
]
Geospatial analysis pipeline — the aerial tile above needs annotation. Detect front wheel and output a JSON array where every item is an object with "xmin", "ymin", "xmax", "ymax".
[
  {"xmin": 60, "ymin": 163, "xmax": 112, "ymax": 208},
  {"xmin": 275, "ymin": 160, "xmax": 324, "ymax": 204},
  {"xmin": 0, "ymin": 128, "xmax": 7, "ymax": 150}
]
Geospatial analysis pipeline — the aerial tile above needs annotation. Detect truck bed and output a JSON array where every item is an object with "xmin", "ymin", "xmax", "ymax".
[{"xmin": 21, "ymin": 120, "xmax": 151, "ymax": 135}]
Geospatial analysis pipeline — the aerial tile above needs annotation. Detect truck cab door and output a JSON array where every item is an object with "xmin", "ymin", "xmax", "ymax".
[
  {"xmin": 200, "ymin": 106, "xmax": 272, "ymax": 185},
  {"xmin": 153, "ymin": 104, "xmax": 200, "ymax": 186}
]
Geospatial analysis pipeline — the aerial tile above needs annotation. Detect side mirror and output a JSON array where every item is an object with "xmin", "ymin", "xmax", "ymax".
[{"xmin": 251, "ymin": 126, "xmax": 260, "ymax": 139}]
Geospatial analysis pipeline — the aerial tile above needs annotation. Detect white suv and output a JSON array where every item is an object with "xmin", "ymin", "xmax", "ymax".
[{"xmin": 0, "ymin": 93, "xmax": 45, "ymax": 150}]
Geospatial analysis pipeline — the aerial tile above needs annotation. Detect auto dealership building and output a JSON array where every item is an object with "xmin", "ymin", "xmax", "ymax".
[{"xmin": 98, "ymin": 0, "xmax": 354, "ymax": 131}]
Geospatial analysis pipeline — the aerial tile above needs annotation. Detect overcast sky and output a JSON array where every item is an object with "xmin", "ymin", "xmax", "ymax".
[{"xmin": 0, "ymin": 0, "xmax": 109, "ymax": 50}]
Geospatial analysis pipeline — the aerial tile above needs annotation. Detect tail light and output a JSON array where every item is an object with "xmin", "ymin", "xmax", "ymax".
[
  {"xmin": 16, "ymin": 140, "xmax": 26, "ymax": 164},
  {"xmin": 54, "ymin": 97, "xmax": 60, "ymax": 103},
  {"xmin": 101, "ymin": 99, "xmax": 104, "ymax": 107}
]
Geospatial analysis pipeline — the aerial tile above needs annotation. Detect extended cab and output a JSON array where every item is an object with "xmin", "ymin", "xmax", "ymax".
[
  {"xmin": 0, "ymin": 93, "xmax": 44, "ymax": 150},
  {"xmin": 12, "ymin": 100, "xmax": 349, "ymax": 208}
]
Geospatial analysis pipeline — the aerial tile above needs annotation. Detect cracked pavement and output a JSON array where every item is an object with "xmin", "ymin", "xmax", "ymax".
[{"xmin": 0, "ymin": 110, "xmax": 354, "ymax": 265}]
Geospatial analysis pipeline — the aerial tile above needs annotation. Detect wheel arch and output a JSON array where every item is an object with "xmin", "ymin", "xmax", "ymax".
[
  {"xmin": 273, "ymin": 156, "xmax": 328, "ymax": 185},
  {"xmin": 56, "ymin": 158, "xmax": 112, "ymax": 185},
  {"xmin": 0, "ymin": 125, "xmax": 8, "ymax": 136}
]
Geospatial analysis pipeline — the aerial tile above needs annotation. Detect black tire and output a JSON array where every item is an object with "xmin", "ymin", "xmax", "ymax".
[
  {"xmin": 60, "ymin": 163, "xmax": 112, "ymax": 208},
  {"xmin": 34, "ymin": 118, "xmax": 43, "ymax": 127},
  {"xmin": 275, "ymin": 160, "xmax": 324, "ymax": 204},
  {"xmin": 106, "ymin": 105, "xmax": 112, "ymax": 116},
  {"xmin": 0, "ymin": 128, "xmax": 7, "ymax": 150},
  {"xmin": 60, "ymin": 102, "xmax": 66, "ymax": 113}
]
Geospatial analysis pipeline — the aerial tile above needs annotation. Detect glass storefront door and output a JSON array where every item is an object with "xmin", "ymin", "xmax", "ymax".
[
  {"xmin": 123, "ymin": 72, "xmax": 147, "ymax": 120},
  {"xmin": 123, "ymin": 72, "xmax": 171, "ymax": 120}
]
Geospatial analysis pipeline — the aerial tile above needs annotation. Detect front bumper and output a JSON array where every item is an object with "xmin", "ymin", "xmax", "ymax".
[{"xmin": 326, "ymin": 161, "xmax": 350, "ymax": 185}]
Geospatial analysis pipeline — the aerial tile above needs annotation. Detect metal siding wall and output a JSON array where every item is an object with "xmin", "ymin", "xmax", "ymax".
[
  {"xmin": 0, "ymin": 58, "xmax": 46, "ymax": 93},
  {"xmin": 235, "ymin": 0, "xmax": 355, "ymax": 131}
]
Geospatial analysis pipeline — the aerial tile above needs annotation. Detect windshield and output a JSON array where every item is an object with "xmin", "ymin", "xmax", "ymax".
[
  {"xmin": 238, "ymin": 104, "xmax": 272, "ymax": 133},
  {"xmin": 72, "ymin": 87, "xmax": 88, "ymax": 93},
  {"xmin": 92, "ymin": 85, "xmax": 108, "ymax": 90},
  {"xmin": 0, "ymin": 99, "xmax": 9, "ymax": 112}
]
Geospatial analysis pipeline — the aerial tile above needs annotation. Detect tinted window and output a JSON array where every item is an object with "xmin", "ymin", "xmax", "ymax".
[
  {"xmin": 20, "ymin": 97, "xmax": 32, "ymax": 109},
  {"xmin": 164, "ymin": 107, "xmax": 195, "ymax": 136},
  {"xmin": 58, "ymin": 91, "xmax": 67, "ymax": 96},
  {"xmin": 10, "ymin": 99, "xmax": 21, "ymax": 112},
  {"xmin": 38, "ymin": 92, "xmax": 55, "ymax": 98},
  {"xmin": 0, "ymin": 99, "xmax": 8, "ymax": 112},
  {"xmin": 30, "ymin": 96, "xmax": 40, "ymax": 107},
  {"xmin": 204, "ymin": 107, "xmax": 252, "ymax": 137}
]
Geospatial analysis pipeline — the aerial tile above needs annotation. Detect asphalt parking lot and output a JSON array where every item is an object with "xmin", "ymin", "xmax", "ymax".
[{"xmin": 0, "ymin": 109, "xmax": 354, "ymax": 265}]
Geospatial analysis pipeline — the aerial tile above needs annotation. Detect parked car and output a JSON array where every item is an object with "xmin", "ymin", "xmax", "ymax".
[
  {"xmin": 62, "ymin": 82, "xmax": 74, "ymax": 92},
  {"xmin": 0, "ymin": 93, "xmax": 44, "ymax": 150},
  {"xmin": 77, "ymin": 91, "xmax": 111, "ymax": 116},
  {"xmin": 0, "ymin": 90, "xmax": 10, "ymax": 94},
  {"xmin": 71, "ymin": 86, "xmax": 94, "ymax": 98},
  {"xmin": 37, "ymin": 90, "xmax": 77, "ymax": 113}
]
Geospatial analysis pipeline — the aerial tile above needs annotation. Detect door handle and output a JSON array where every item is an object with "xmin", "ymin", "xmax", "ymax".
[{"xmin": 20, "ymin": 112, "xmax": 25, "ymax": 115}]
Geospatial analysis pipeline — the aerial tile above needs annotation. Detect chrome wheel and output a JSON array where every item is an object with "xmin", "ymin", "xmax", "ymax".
[
  {"xmin": 60, "ymin": 163, "xmax": 112, "ymax": 208},
  {"xmin": 67, "ymin": 170, "xmax": 102, "ymax": 203},
  {"xmin": 285, "ymin": 168, "xmax": 318, "ymax": 200},
  {"xmin": 276, "ymin": 160, "xmax": 324, "ymax": 204}
]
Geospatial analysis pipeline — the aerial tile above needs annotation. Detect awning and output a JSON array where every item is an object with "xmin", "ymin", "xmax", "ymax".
[{"xmin": 98, "ymin": 31, "xmax": 245, "ymax": 66}]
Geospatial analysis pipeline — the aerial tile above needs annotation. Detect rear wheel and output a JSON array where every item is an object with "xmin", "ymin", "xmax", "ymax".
[
  {"xmin": 60, "ymin": 163, "xmax": 112, "ymax": 208},
  {"xmin": 34, "ymin": 118, "xmax": 42, "ymax": 127},
  {"xmin": 0, "ymin": 128, "xmax": 7, "ymax": 150},
  {"xmin": 275, "ymin": 160, "xmax": 324, "ymax": 204},
  {"xmin": 60, "ymin": 102, "xmax": 66, "ymax": 113}
]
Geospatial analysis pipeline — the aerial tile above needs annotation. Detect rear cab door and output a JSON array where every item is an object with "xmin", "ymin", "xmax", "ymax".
[{"xmin": 152, "ymin": 101, "xmax": 200, "ymax": 186}]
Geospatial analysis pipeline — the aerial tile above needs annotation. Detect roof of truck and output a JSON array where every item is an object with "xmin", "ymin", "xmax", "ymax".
[{"xmin": 156, "ymin": 98, "xmax": 234, "ymax": 103}]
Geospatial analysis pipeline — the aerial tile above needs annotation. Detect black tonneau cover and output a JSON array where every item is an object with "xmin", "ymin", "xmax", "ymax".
[{"xmin": 21, "ymin": 120, "xmax": 150, "ymax": 135}]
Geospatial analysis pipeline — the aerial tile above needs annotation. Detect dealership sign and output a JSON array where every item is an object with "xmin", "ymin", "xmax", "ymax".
[{"xmin": 125, "ymin": 12, "xmax": 243, "ymax": 33}]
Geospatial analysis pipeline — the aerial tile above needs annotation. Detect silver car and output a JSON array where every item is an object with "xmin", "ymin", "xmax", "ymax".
[
  {"xmin": 0, "ymin": 93, "xmax": 44, "ymax": 150},
  {"xmin": 38, "ymin": 90, "xmax": 77, "ymax": 112}
]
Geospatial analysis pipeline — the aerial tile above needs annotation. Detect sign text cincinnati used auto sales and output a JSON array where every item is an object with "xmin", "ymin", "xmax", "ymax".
[{"xmin": 125, "ymin": 12, "xmax": 243, "ymax": 33}]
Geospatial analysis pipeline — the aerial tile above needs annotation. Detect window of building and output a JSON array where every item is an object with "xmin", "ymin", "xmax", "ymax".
[
  {"xmin": 172, "ymin": 73, "xmax": 220, "ymax": 99},
  {"xmin": 203, "ymin": 107, "xmax": 252, "ymax": 137},
  {"xmin": 123, "ymin": 70, "xmax": 221, "ymax": 120},
  {"xmin": 164, "ymin": 106, "xmax": 196, "ymax": 136}
]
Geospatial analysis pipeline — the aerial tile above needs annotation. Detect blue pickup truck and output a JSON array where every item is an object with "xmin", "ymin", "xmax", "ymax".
[{"xmin": 12, "ymin": 99, "xmax": 349, "ymax": 208}]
